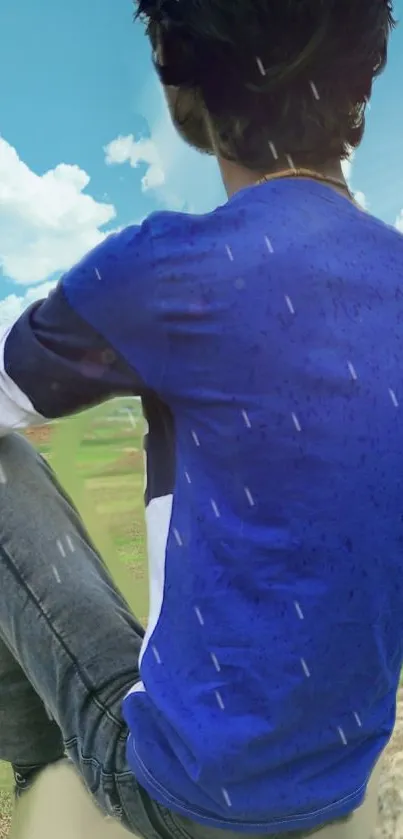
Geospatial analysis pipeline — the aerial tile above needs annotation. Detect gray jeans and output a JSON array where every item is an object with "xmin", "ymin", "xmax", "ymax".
[{"xmin": 0, "ymin": 433, "xmax": 346, "ymax": 838}]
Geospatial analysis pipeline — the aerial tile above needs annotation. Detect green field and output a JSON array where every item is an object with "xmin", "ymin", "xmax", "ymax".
[{"xmin": 0, "ymin": 398, "xmax": 147, "ymax": 827}]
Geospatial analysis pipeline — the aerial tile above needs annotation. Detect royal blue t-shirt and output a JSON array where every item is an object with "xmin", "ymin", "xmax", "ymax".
[{"xmin": 2, "ymin": 178, "xmax": 403, "ymax": 834}]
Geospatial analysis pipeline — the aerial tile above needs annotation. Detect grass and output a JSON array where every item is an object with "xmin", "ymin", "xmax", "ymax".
[
  {"xmin": 0, "ymin": 791, "xmax": 12, "ymax": 839},
  {"xmin": 0, "ymin": 398, "xmax": 147, "ymax": 834}
]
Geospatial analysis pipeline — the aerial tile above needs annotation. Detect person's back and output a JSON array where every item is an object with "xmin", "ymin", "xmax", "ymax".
[{"xmin": 121, "ymin": 178, "xmax": 403, "ymax": 830}]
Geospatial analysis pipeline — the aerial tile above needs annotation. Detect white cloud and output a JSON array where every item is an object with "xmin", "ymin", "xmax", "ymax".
[
  {"xmin": 106, "ymin": 81, "xmax": 223, "ymax": 215},
  {"xmin": 342, "ymin": 154, "xmax": 367, "ymax": 210},
  {"xmin": 344, "ymin": 154, "xmax": 403, "ymax": 230},
  {"xmin": 395, "ymin": 211, "xmax": 403, "ymax": 232},
  {"xmin": 0, "ymin": 280, "xmax": 57, "ymax": 329},
  {"xmin": 353, "ymin": 190, "xmax": 368, "ymax": 209},
  {"xmin": 0, "ymin": 136, "xmax": 116, "ymax": 285},
  {"xmin": 104, "ymin": 134, "xmax": 165, "ymax": 191},
  {"xmin": 341, "ymin": 157, "xmax": 353, "ymax": 183}
]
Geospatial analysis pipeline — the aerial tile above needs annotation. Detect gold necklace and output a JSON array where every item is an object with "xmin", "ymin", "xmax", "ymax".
[{"xmin": 257, "ymin": 167, "xmax": 354, "ymax": 201}]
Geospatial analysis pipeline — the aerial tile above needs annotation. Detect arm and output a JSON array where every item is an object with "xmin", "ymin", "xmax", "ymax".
[{"xmin": 0, "ymin": 221, "xmax": 165, "ymax": 435}]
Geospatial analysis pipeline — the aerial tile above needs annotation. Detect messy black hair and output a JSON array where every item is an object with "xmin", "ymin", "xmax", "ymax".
[{"xmin": 134, "ymin": 0, "xmax": 396, "ymax": 170}]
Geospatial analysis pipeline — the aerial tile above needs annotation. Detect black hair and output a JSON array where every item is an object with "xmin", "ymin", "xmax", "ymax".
[{"xmin": 134, "ymin": 0, "xmax": 396, "ymax": 169}]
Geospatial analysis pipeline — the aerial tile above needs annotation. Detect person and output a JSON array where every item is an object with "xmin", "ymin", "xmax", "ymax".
[{"xmin": 0, "ymin": 0, "xmax": 400, "ymax": 837}]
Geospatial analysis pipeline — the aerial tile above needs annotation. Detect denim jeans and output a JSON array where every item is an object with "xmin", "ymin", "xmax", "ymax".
[{"xmin": 0, "ymin": 433, "xmax": 358, "ymax": 838}]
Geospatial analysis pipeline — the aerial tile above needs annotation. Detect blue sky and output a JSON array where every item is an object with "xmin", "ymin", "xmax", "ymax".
[{"xmin": 0, "ymin": 0, "xmax": 403, "ymax": 324}]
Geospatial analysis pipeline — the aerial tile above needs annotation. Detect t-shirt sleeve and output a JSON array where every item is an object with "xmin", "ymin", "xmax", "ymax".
[{"xmin": 0, "ymin": 220, "xmax": 168, "ymax": 435}]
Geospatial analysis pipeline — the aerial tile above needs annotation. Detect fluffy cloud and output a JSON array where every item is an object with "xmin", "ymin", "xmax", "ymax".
[
  {"xmin": 342, "ymin": 154, "xmax": 367, "ymax": 210},
  {"xmin": 395, "ymin": 211, "xmax": 403, "ymax": 233},
  {"xmin": 104, "ymin": 134, "xmax": 165, "ymax": 191},
  {"xmin": 105, "ymin": 80, "xmax": 222, "ymax": 215},
  {"xmin": 344, "ymin": 153, "xmax": 402, "ymax": 230},
  {"xmin": 341, "ymin": 157, "xmax": 353, "ymax": 182},
  {"xmin": 0, "ymin": 136, "xmax": 116, "ymax": 285},
  {"xmin": 0, "ymin": 280, "xmax": 57, "ymax": 329}
]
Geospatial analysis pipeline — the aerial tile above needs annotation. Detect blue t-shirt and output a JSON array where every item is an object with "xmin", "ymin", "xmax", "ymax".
[{"xmin": 2, "ymin": 178, "xmax": 403, "ymax": 834}]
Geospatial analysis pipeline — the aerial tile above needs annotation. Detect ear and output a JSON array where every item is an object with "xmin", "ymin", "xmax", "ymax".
[{"xmin": 163, "ymin": 84, "xmax": 214, "ymax": 154}]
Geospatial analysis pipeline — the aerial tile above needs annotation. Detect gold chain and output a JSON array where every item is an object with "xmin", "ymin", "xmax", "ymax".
[{"xmin": 256, "ymin": 167, "xmax": 354, "ymax": 201}]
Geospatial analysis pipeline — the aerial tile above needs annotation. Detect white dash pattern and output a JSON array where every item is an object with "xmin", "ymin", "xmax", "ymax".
[
  {"xmin": 210, "ymin": 653, "xmax": 221, "ymax": 672},
  {"xmin": 244, "ymin": 486, "xmax": 255, "ymax": 506},
  {"xmin": 242, "ymin": 410, "xmax": 251, "ymax": 428},
  {"xmin": 269, "ymin": 142, "xmax": 278, "ymax": 160},
  {"xmin": 194, "ymin": 606, "xmax": 205, "ymax": 626},
  {"xmin": 173, "ymin": 529, "xmax": 183, "ymax": 546},
  {"xmin": 285, "ymin": 295, "xmax": 295, "ymax": 314},
  {"xmin": 222, "ymin": 788, "xmax": 232, "ymax": 807},
  {"xmin": 291, "ymin": 412, "xmax": 301, "ymax": 432},
  {"xmin": 52, "ymin": 566, "xmax": 61, "ymax": 584},
  {"xmin": 347, "ymin": 361, "xmax": 358, "ymax": 380},
  {"xmin": 152, "ymin": 645, "xmax": 162, "ymax": 664},
  {"xmin": 215, "ymin": 691, "xmax": 225, "ymax": 710},
  {"xmin": 310, "ymin": 81, "xmax": 320, "ymax": 100},
  {"xmin": 126, "ymin": 409, "xmax": 137, "ymax": 429},
  {"xmin": 389, "ymin": 388, "xmax": 399, "ymax": 407},
  {"xmin": 210, "ymin": 499, "xmax": 220, "ymax": 518}
]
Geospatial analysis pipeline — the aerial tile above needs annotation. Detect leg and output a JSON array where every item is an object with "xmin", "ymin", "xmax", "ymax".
[
  {"xmin": 0, "ymin": 433, "xmax": 157, "ymax": 835},
  {"xmin": 0, "ymin": 638, "xmax": 65, "ymax": 794}
]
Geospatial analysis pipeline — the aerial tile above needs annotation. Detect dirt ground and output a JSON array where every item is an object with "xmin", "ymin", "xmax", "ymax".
[
  {"xmin": 24, "ymin": 426, "xmax": 53, "ymax": 446},
  {"xmin": 374, "ymin": 686, "xmax": 403, "ymax": 838},
  {"xmin": 0, "ymin": 792, "xmax": 11, "ymax": 839}
]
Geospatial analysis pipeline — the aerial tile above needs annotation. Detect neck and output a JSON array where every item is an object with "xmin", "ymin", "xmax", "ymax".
[{"xmin": 218, "ymin": 156, "xmax": 348, "ymax": 200}]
